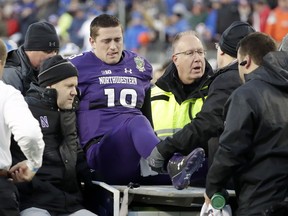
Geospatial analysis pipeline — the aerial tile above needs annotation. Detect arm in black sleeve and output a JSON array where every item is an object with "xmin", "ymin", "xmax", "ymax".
[
  {"xmin": 2, "ymin": 67, "xmax": 24, "ymax": 94},
  {"xmin": 206, "ymin": 89, "xmax": 255, "ymax": 198},
  {"xmin": 141, "ymin": 87, "xmax": 154, "ymax": 128}
]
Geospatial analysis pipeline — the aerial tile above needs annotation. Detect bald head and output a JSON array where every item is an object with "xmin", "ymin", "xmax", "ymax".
[{"xmin": 172, "ymin": 31, "xmax": 200, "ymax": 53}]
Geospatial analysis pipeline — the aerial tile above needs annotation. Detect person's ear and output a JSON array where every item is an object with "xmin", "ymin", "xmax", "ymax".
[
  {"xmin": 245, "ymin": 56, "xmax": 252, "ymax": 68},
  {"xmin": 172, "ymin": 54, "xmax": 178, "ymax": 64},
  {"xmin": 89, "ymin": 37, "xmax": 95, "ymax": 46},
  {"xmin": 239, "ymin": 56, "xmax": 252, "ymax": 69}
]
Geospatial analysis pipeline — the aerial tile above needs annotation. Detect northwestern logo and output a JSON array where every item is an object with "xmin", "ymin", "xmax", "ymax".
[
  {"xmin": 40, "ymin": 116, "xmax": 49, "ymax": 128},
  {"xmin": 124, "ymin": 68, "xmax": 132, "ymax": 74},
  {"xmin": 49, "ymin": 42, "xmax": 56, "ymax": 47}
]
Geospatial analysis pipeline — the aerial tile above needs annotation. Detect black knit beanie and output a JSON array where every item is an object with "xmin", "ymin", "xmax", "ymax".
[
  {"xmin": 219, "ymin": 21, "xmax": 255, "ymax": 58},
  {"xmin": 38, "ymin": 55, "xmax": 78, "ymax": 87},
  {"xmin": 24, "ymin": 21, "xmax": 59, "ymax": 51}
]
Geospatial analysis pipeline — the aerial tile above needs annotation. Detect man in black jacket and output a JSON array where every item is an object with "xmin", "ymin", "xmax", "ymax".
[
  {"xmin": 148, "ymin": 21, "xmax": 255, "ymax": 189},
  {"xmin": 11, "ymin": 55, "xmax": 97, "ymax": 216},
  {"xmin": 205, "ymin": 32, "xmax": 287, "ymax": 216},
  {"xmin": 3, "ymin": 21, "xmax": 59, "ymax": 96}
]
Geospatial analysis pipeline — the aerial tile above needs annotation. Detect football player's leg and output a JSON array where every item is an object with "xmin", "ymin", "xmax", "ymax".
[
  {"xmin": 87, "ymin": 123, "xmax": 143, "ymax": 184},
  {"xmin": 127, "ymin": 115, "xmax": 160, "ymax": 158}
]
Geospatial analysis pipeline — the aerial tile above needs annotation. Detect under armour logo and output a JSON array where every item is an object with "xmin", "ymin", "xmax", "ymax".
[
  {"xmin": 124, "ymin": 68, "xmax": 132, "ymax": 74},
  {"xmin": 177, "ymin": 159, "xmax": 184, "ymax": 170},
  {"xmin": 40, "ymin": 116, "xmax": 49, "ymax": 128},
  {"xmin": 49, "ymin": 42, "xmax": 56, "ymax": 47}
]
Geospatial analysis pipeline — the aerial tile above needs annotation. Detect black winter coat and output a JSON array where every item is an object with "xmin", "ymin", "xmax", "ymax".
[
  {"xmin": 11, "ymin": 84, "xmax": 91, "ymax": 214},
  {"xmin": 206, "ymin": 51, "xmax": 288, "ymax": 215},
  {"xmin": 3, "ymin": 45, "xmax": 38, "ymax": 96}
]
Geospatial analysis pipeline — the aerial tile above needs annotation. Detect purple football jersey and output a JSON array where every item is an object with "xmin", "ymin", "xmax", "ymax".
[{"xmin": 69, "ymin": 50, "xmax": 153, "ymax": 147}]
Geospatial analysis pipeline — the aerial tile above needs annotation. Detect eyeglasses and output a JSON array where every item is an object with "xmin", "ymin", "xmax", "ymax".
[
  {"xmin": 174, "ymin": 49, "xmax": 206, "ymax": 57},
  {"xmin": 215, "ymin": 43, "xmax": 219, "ymax": 50},
  {"xmin": 239, "ymin": 60, "xmax": 247, "ymax": 66}
]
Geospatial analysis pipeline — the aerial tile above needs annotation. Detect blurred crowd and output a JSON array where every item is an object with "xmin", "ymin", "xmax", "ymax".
[{"xmin": 0, "ymin": 0, "xmax": 286, "ymax": 63}]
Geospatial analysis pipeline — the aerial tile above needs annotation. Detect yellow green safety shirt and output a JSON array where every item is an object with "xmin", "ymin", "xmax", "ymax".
[{"xmin": 151, "ymin": 85, "xmax": 207, "ymax": 139}]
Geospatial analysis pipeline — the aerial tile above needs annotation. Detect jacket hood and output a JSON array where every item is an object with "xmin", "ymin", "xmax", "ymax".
[
  {"xmin": 155, "ymin": 58, "xmax": 214, "ymax": 104},
  {"xmin": 246, "ymin": 51, "xmax": 288, "ymax": 90}
]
